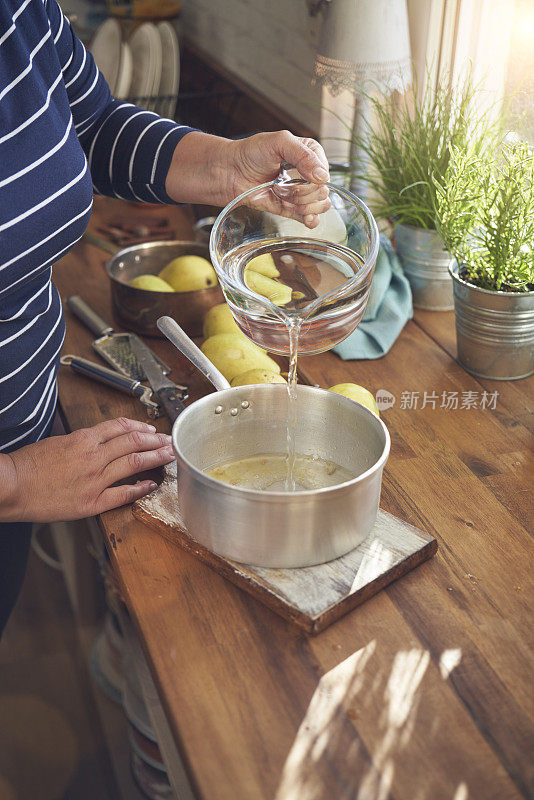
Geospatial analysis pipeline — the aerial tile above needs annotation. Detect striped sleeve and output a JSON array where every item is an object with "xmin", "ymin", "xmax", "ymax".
[{"xmin": 45, "ymin": 0, "xmax": 196, "ymax": 203}]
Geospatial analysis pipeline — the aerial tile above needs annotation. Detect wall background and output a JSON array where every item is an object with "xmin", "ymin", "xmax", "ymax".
[{"xmin": 177, "ymin": 0, "xmax": 324, "ymax": 136}]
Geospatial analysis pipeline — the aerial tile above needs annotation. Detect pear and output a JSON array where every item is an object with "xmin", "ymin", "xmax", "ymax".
[
  {"xmin": 203, "ymin": 303, "xmax": 241, "ymax": 338},
  {"xmin": 128, "ymin": 274, "xmax": 174, "ymax": 292},
  {"xmin": 231, "ymin": 369, "xmax": 286, "ymax": 387},
  {"xmin": 245, "ymin": 253, "xmax": 280, "ymax": 278},
  {"xmin": 201, "ymin": 334, "xmax": 280, "ymax": 382},
  {"xmin": 159, "ymin": 255, "xmax": 218, "ymax": 292},
  {"xmin": 328, "ymin": 383, "xmax": 380, "ymax": 417},
  {"xmin": 245, "ymin": 270, "xmax": 292, "ymax": 306}
]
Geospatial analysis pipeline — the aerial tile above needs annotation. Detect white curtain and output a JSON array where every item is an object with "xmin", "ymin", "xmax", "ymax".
[
  {"xmin": 319, "ymin": 0, "xmax": 516, "ymax": 160},
  {"xmin": 407, "ymin": 0, "xmax": 515, "ymax": 104}
]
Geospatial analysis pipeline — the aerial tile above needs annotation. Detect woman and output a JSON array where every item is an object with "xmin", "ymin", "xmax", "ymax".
[{"xmin": 0, "ymin": 0, "xmax": 330, "ymax": 634}]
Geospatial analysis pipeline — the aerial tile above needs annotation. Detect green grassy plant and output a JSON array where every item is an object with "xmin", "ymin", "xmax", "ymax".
[
  {"xmin": 351, "ymin": 74, "xmax": 495, "ymax": 229},
  {"xmin": 435, "ymin": 138, "xmax": 534, "ymax": 292}
]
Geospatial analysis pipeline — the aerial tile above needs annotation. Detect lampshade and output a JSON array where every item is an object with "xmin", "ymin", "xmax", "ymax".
[{"xmin": 315, "ymin": 0, "xmax": 412, "ymax": 95}]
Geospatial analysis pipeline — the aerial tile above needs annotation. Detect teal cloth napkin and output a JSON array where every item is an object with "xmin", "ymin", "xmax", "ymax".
[{"xmin": 333, "ymin": 235, "xmax": 413, "ymax": 360}]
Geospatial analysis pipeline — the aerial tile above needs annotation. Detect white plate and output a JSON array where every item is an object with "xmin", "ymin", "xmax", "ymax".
[
  {"xmin": 128, "ymin": 725, "xmax": 166, "ymax": 773},
  {"xmin": 90, "ymin": 18, "xmax": 122, "ymax": 94},
  {"xmin": 129, "ymin": 23, "xmax": 161, "ymax": 110},
  {"xmin": 147, "ymin": 23, "xmax": 163, "ymax": 112},
  {"xmin": 123, "ymin": 677, "xmax": 157, "ymax": 742},
  {"xmin": 115, "ymin": 41, "xmax": 133, "ymax": 100},
  {"xmin": 157, "ymin": 21, "xmax": 180, "ymax": 118}
]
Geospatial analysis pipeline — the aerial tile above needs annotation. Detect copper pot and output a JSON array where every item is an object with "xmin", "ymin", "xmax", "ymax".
[{"xmin": 89, "ymin": 234, "xmax": 224, "ymax": 337}]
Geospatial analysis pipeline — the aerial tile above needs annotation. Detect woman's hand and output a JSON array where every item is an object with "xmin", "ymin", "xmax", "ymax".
[
  {"xmin": 165, "ymin": 130, "xmax": 331, "ymax": 226},
  {"xmin": 0, "ymin": 417, "xmax": 174, "ymax": 523}
]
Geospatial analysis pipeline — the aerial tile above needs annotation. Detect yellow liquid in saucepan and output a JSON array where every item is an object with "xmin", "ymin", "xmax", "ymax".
[{"xmin": 205, "ymin": 453, "xmax": 355, "ymax": 493}]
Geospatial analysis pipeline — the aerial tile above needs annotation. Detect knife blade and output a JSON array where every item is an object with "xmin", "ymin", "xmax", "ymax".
[{"xmin": 130, "ymin": 338, "xmax": 188, "ymax": 424}]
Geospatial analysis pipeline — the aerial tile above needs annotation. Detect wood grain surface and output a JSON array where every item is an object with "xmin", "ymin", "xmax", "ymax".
[{"xmin": 53, "ymin": 197, "xmax": 534, "ymax": 800}]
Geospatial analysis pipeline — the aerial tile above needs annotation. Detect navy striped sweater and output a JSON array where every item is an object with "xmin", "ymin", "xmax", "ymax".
[{"xmin": 0, "ymin": 0, "xmax": 194, "ymax": 452}]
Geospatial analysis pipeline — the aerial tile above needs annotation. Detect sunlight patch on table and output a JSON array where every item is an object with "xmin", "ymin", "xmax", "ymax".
[
  {"xmin": 453, "ymin": 781, "xmax": 469, "ymax": 800},
  {"xmin": 439, "ymin": 648, "xmax": 462, "ymax": 680},
  {"xmin": 275, "ymin": 640, "xmax": 376, "ymax": 800},
  {"xmin": 358, "ymin": 649, "xmax": 430, "ymax": 798},
  {"xmin": 275, "ymin": 643, "xmax": 432, "ymax": 800},
  {"xmin": 350, "ymin": 538, "xmax": 396, "ymax": 594}
]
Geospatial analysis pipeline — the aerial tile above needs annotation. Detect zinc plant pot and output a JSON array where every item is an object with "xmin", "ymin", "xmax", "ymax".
[
  {"xmin": 395, "ymin": 223, "xmax": 455, "ymax": 310},
  {"xmin": 450, "ymin": 263, "xmax": 534, "ymax": 380}
]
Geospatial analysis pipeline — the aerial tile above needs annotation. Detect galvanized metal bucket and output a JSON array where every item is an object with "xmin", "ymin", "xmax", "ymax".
[
  {"xmin": 450, "ymin": 263, "xmax": 534, "ymax": 380},
  {"xmin": 395, "ymin": 223, "xmax": 454, "ymax": 310}
]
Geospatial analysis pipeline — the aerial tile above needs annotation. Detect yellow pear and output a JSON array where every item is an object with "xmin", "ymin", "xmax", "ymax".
[
  {"xmin": 231, "ymin": 369, "xmax": 286, "ymax": 386},
  {"xmin": 245, "ymin": 270, "xmax": 292, "ymax": 306},
  {"xmin": 128, "ymin": 274, "xmax": 174, "ymax": 292},
  {"xmin": 328, "ymin": 383, "xmax": 380, "ymax": 417},
  {"xmin": 159, "ymin": 255, "xmax": 218, "ymax": 291},
  {"xmin": 203, "ymin": 303, "xmax": 241, "ymax": 338},
  {"xmin": 201, "ymin": 334, "xmax": 280, "ymax": 382},
  {"xmin": 245, "ymin": 253, "xmax": 280, "ymax": 278}
]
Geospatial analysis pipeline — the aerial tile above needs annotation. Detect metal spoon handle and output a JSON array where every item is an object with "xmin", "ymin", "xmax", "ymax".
[{"xmin": 157, "ymin": 316, "xmax": 231, "ymax": 392}]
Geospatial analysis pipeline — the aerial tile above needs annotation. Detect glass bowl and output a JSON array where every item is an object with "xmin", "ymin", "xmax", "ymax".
[{"xmin": 209, "ymin": 173, "xmax": 379, "ymax": 355}]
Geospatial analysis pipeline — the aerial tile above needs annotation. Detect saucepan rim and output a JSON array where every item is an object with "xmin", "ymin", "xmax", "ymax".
[{"xmin": 171, "ymin": 384, "xmax": 390, "ymax": 500}]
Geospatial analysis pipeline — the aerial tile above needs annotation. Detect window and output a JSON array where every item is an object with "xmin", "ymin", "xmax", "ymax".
[{"xmin": 504, "ymin": 0, "xmax": 534, "ymax": 143}]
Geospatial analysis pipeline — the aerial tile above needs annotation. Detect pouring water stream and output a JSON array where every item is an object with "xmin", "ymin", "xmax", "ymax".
[
  {"xmin": 158, "ymin": 316, "xmax": 352, "ymax": 493},
  {"xmin": 284, "ymin": 318, "xmax": 301, "ymax": 491}
]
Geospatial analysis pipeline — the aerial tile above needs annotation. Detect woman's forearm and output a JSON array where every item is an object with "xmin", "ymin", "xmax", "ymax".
[{"xmin": 164, "ymin": 131, "xmax": 235, "ymax": 205}]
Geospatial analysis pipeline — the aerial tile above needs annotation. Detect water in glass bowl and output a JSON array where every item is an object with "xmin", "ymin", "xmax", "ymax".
[{"xmin": 220, "ymin": 237, "xmax": 370, "ymax": 357}]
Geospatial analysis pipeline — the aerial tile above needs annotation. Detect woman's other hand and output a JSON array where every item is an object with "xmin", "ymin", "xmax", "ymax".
[
  {"xmin": 0, "ymin": 418, "xmax": 174, "ymax": 523},
  {"xmin": 165, "ymin": 130, "xmax": 331, "ymax": 226}
]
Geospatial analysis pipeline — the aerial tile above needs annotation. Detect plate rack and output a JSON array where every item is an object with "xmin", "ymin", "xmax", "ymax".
[{"xmin": 87, "ymin": 7, "xmax": 244, "ymax": 137}]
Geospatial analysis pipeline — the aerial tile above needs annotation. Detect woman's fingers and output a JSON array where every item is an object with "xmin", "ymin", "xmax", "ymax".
[
  {"xmin": 276, "ymin": 133, "xmax": 330, "ymax": 183},
  {"xmin": 256, "ymin": 187, "xmax": 331, "ymax": 227},
  {"xmin": 260, "ymin": 197, "xmax": 320, "ymax": 228},
  {"xmin": 302, "ymin": 214, "xmax": 320, "ymax": 229},
  {"xmin": 290, "ymin": 183, "xmax": 330, "ymax": 201},
  {"xmin": 102, "ymin": 444, "xmax": 175, "ymax": 485},
  {"xmin": 102, "ymin": 430, "xmax": 172, "ymax": 462},
  {"xmin": 95, "ymin": 479, "xmax": 158, "ymax": 515},
  {"xmin": 301, "ymin": 137, "xmax": 330, "ymax": 174},
  {"xmin": 291, "ymin": 196, "xmax": 332, "ymax": 217},
  {"xmin": 274, "ymin": 194, "xmax": 331, "ymax": 229},
  {"xmin": 92, "ymin": 416, "xmax": 157, "ymax": 444}
]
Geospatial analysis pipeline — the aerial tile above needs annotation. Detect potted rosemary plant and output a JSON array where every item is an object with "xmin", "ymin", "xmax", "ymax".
[
  {"xmin": 352, "ymin": 76, "xmax": 490, "ymax": 310},
  {"xmin": 435, "ymin": 138, "xmax": 534, "ymax": 380}
]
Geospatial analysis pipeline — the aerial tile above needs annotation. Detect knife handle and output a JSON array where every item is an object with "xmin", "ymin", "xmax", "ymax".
[
  {"xmin": 82, "ymin": 231, "xmax": 120, "ymax": 256},
  {"xmin": 156, "ymin": 386, "xmax": 186, "ymax": 424},
  {"xmin": 61, "ymin": 354, "xmax": 142, "ymax": 394},
  {"xmin": 67, "ymin": 295, "xmax": 113, "ymax": 337}
]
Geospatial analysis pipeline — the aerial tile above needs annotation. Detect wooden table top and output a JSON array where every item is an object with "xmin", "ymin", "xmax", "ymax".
[{"xmin": 54, "ymin": 198, "xmax": 533, "ymax": 800}]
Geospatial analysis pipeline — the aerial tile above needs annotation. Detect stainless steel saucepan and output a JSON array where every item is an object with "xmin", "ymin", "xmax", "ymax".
[{"xmin": 158, "ymin": 316, "xmax": 390, "ymax": 568}]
